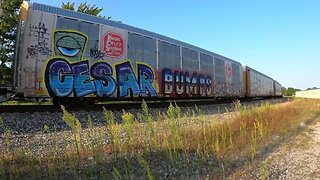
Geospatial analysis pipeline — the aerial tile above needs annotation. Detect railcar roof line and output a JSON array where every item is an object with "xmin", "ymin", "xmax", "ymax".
[{"xmin": 27, "ymin": 1, "xmax": 240, "ymax": 64}]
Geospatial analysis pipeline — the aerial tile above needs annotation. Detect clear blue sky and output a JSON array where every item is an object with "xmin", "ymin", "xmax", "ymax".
[{"xmin": 31, "ymin": 0, "xmax": 320, "ymax": 90}]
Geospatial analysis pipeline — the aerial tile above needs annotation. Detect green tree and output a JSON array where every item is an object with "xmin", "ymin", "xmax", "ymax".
[
  {"xmin": 284, "ymin": 87, "xmax": 301, "ymax": 96},
  {"xmin": 281, "ymin": 87, "xmax": 287, "ymax": 96},
  {"xmin": 0, "ymin": 0, "xmax": 23, "ymax": 85},
  {"xmin": 306, "ymin": 87, "xmax": 319, "ymax": 90},
  {"xmin": 61, "ymin": 2, "xmax": 75, "ymax": 11},
  {"xmin": 62, "ymin": 2, "xmax": 103, "ymax": 16}
]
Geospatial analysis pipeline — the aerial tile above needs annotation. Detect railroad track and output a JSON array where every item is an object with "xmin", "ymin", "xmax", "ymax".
[{"xmin": 0, "ymin": 97, "xmax": 290, "ymax": 113}]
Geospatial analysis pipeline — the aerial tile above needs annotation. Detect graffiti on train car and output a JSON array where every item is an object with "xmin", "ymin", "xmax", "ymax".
[
  {"xmin": 29, "ymin": 22, "xmax": 48, "ymax": 38},
  {"xmin": 44, "ymin": 30, "xmax": 157, "ymax": 98},
  {"xmin": 43, "ymin": 30, "xmax": 237, "ymax": 98},
  {"xmin": 225, "ymin": 63, "xmax": 233, "ymax": 78},
  {"xmin": 214, "ymin": 82, "xmax": 241, "ymax": 96},
  {"xmin": 45, "ymin": 59, "xmax": 157, "ymax": 97},
  {"xmin": 162, "ymin": 68, "xmax": 212, "ymax": 97},
  {"xmin": 54, "ymin": 31, "xmax": 87, "ymax": 62},
  {"xmin": 90, "ymin": 48, "xmax": 104, "ymax": 60},
  {"xmin": 26, "ymin": 22, "xmax": 52, "ymax": 58}
]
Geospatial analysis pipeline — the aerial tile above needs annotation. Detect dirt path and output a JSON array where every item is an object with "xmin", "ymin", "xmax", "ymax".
[{"xmin": 235, "ymin": 115, "xmax": 320, "ymax": 179}]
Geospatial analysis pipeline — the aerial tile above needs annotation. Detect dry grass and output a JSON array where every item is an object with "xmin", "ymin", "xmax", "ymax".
[{"xmin": 0, "ymin": 98, "xmax": 320, "ymax": 179}]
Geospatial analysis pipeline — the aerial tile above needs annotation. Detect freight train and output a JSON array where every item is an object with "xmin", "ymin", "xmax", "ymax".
[{"xmin": 2, "ymin": 1, "xmax": 282, "ymax": 105}]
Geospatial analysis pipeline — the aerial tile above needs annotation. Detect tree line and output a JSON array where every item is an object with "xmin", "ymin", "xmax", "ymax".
[{"xmin": 282, "ymin": 87, "xmax": 319, "ymax": 97}]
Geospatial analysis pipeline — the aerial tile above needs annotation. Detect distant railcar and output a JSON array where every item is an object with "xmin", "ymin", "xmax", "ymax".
[
  {"xmin": 244, "ymin": 66, "xmax": 275, "ymax": 97},
  {"xmin": 273, "ymin": 80, "xmax": 282, "ymax": 97},
  {"xmin": 12, "ymin": 1, "xmax": 281, "ymax": 104}
]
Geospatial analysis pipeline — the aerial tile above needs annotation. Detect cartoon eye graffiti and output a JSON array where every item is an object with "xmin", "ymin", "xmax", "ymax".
[
  {"xmin": 57, "ymin": 47, "xmax": 81, "ymax": 57},
  {"xmin": 56, "ymin": 35, "xmax": 82, "ymax": 57}
]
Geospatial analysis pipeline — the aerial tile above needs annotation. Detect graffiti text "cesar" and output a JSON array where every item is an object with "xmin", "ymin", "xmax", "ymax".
[{"xmin": 45, "ymin": 59, "xmax": 157, "ymax": 97}]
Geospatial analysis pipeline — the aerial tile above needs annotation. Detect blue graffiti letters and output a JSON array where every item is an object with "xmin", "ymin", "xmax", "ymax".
[
  {"xmin": 138, "ymin": 64, "xmax": 157, "ymax": 97},
  {"xmin": 90, "ymin": 62, "xmax": 116, "ymax": 97},
  {"xmin": 162, "ymin": 69, "xmax": 174, "ymax": 95},
  {"xmin": 72, "ymin": 61, "xmax": 96, "ymax": 97},
  {"xmin": 45, "ymin": 58, "xmax": 74, "ymax": 97},
  {"xmin": 45, "ymin": 59, "xmax": 157, "ymax": 98},
  {"xmin": 45, "ymin": 59, "xmax": 95, "ymax": 97},
  {"xmin": 116, "ymin": 62, "xmax": 140, "ymax": 97}
]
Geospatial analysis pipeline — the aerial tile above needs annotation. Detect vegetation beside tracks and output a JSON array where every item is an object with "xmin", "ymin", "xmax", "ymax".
[{"xmin": 0, "ymin": 98, "xmax": 319, "ymax": 179}]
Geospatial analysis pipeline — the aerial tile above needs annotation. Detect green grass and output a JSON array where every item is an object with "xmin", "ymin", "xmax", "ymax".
[{"xmin": 0, "ymin": 98, "xmax": 320, "ymax": 179}]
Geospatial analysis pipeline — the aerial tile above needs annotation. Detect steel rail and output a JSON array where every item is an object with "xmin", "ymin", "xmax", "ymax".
[{"xmin": 0, "ymin": 97, "xmax": 290, "ymax": 113}]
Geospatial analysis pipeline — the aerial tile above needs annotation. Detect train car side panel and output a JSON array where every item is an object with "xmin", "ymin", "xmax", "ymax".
[
  {"xmin": 231, "ymin": 63, "xmax": 244, "ymax": 97},
  {"xmin": 214, "ymin": 57, "xmax": 244, "ymax": 98},
  {"xmin": 14, "ymin": 1, "xmax": 280, "ymax": 102},
  {"xmin": 199, "ymin": 53, "xmax": 214, "ymax": 97},
  {"xmin": 214, "ymin": 57, "xmax": 226, "ymax": 97},
  {"xmin": 13, "ymin": 1, "xmax": 29, "ymax": 90},
  {"xmin": 16, "ymin": 7, "xmax": 56, "ymax": 97},
  {"xmin": 181, "ymin": 47, "xmax": 200, "ymax": 97},
  {"xmin": 245, "ymin": 66, "xmax": 274, "ymax": 97},
  {"xmin": 274, "ymin": 81, "xmax": 282, "ymax": 96}
]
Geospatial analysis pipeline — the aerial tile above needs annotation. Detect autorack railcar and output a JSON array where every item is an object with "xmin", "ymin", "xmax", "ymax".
[
  {"xmin": 244, "ymin": 66, "xmax": 275, "ymax": 97},
  {"xmin": 11, "ymin": 1, "xmax": 281, "ymax": 105},
  {"xmin": 274, "ymin": 80, "xmax": 282, "ymax": 97}
]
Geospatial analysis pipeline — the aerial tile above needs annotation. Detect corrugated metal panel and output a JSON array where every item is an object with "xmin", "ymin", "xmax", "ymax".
[
  {"xmin": 182, "ymin": 48, "xmax": 198, "ymax": 72},
  {"xmin": 247, "ymin": 67, "xmax": 274, "ymax": 97},
  {"xmin": 214, "ymin": 57, "xmax": 227, "ymax": 97},
  {"xmin": 127, "ymin": 33, "xmax": 156, "ymax": 68},
  {"xmin": 273, "ymin": 81, "xmax": 282, "ymax": 96},
  {"xmin": 31, "ymin": 2, "xmax": 241, "ymax": 66},
  {"xmin": 214, "ymin": 57, "xmax": 225, "ymax": 83},
  {"xmin": 56, "ymin": 17, "xmax": 99, "ymax": 62},
  {"xmin": 232, "ymin": 63, "xmax": 242, "ymax": 95},
  {"xmin": 245, "ymin": 66, "xmax": 273, "ymax": 80},
  {"xmin": 200, "ymin": 53, "xmax": 213, "ymax": 75},
  {"xmin": 158, "ymin": 41, "xmax": 180, "ymax": 69}
]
